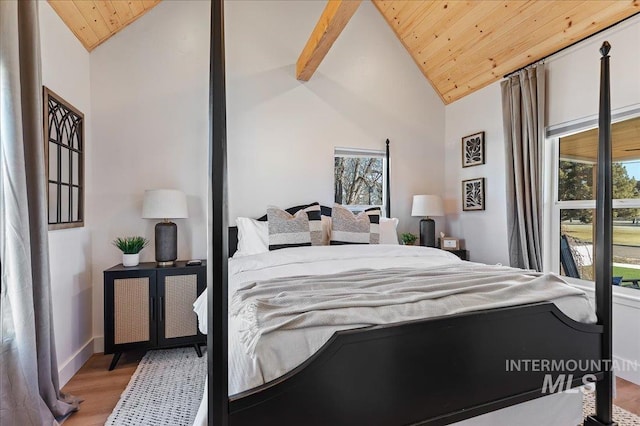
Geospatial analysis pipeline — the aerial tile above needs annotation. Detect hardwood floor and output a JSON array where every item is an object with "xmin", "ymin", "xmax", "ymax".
[
  {"xmin": 62, "ymin": 351, "xmax": 144, "ymax": 426},
  {"xmin": 616, "ymin": 377, "xmax": 640, "ymax": 417},
  {"xmin": 62, "ymin": 354, "xmax": 640, "ymax": 424}
]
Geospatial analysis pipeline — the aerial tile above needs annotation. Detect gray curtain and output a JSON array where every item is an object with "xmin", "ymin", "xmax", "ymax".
[
  {"xmin": 501, "ymin": 64, "xmax": 545, "ymax": 271},
  {"xmin": 0, "ymin": 1, "xmax": 80, "ymax": 424}
]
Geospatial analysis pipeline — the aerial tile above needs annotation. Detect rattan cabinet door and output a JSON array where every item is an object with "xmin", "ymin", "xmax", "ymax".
[
  {"xmin": 104, "ymin": 269, "xmax": 157, "ymax": 354},
  {"xmin": 157, "ymin": 266, "xmax": 206, "ymax": 347}
]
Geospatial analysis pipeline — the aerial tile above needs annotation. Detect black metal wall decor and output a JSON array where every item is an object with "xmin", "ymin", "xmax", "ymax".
[
  {"xmin": 462, "ymin": 131, "xmax": 485, "ymax": 167},
  {"xmin": 43, "ymin": 87, "xmax": 84, "ymax": 230}
]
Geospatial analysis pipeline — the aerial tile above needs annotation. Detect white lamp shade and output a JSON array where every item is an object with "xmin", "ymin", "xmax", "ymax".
[
  {"xmin": 142, "ymin": 189, "xmax": 189, "ymax": 219},
  {"xmin": 411, "ymin": 195, "xmax": 444, "ymax": 217}
]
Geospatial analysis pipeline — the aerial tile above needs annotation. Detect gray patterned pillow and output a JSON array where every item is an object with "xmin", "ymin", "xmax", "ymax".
[
  {"xmin": 330, "ymin": 204, "xmax": 380, "ymax": 245},
  {"xmin": 267, "ymin": 203, "xmax": 322, "ymax": 250}
]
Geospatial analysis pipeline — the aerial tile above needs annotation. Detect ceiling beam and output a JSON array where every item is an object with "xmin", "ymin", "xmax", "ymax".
[{"xmin": 296, "ymin": 0, "xmax": 362, "ymax": 81}]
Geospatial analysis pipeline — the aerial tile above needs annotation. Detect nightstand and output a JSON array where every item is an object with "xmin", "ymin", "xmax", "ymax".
[
  {"xmin": 443, "ymin": 249, "xmax": 468, "ymax": 261},
  {"xmin": 104, "ymin": 261, "xmax": 206, "ymax": 370}
]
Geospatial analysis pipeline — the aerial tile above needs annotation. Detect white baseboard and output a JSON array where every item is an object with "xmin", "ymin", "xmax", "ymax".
[
  {"xmin": 58, "ymin": 338, "xmax": 95, "ymax": 387},
  {"xmin": 93, "ymin": 335, "xmax": 104, "ymax": 353},
  {"xmin": 614, "ymin": 355, "xmax": 640, "ymax": 386}
]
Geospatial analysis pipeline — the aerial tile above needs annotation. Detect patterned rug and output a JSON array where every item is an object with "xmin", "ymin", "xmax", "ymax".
[
  {"xmin": 105, "ymin": 347, "xmax": 206, "ymax": 426},
  {"xmin": 583, "ymin": 392, "xmax": 640, "ymax": 426}
]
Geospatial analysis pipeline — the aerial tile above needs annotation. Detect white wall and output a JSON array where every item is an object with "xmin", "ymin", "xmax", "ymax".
[
  {"xmin": 443, "ymin": 82, "xmax": 509, "ymax": 264},
  {"xmin": 39, "ymin": 1, "xmax": 94, "ymax": 386},
  {"xmin": 546, "ymin": 15, "xmax": 640, "ymax": 127},
  {"xmin": 225, "ymin": 1, "xmax": 446, "ymax": 235},
  {"xmin": 89, "ymin": 1, "xmax": 210, "ymax": 349}
]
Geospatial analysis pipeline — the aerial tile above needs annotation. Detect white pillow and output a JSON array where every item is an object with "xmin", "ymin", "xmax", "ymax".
[
  {"xmin": 322, "ymin": 215, "xmax": 399, "ymax": 245},
  {"xmin": 234, "ymin": 217, "xmax": 268, "ymax": 257},
  {"xmin": 379, "ymin": 217, "xmax": 399, "ymax": 245}
]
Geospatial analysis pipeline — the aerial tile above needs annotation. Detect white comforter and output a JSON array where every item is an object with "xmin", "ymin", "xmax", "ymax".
[{"xmin": 193, "ymin": 245, "xmax": 596, "ymax": 396}]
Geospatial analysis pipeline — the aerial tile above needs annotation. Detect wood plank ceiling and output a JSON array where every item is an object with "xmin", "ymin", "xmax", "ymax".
[
  {"xmin": 371, "ymin": 0, "xmax": 639, "ymax": 104},
  {"xmin": 48, "ymin": 0, "xmax": 161, "ymax": 51}
]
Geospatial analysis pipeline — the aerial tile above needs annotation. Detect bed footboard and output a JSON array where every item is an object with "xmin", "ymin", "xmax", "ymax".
[{"xmin": 229, "ymin": 303, "xmax": 602, "ymax": 426}]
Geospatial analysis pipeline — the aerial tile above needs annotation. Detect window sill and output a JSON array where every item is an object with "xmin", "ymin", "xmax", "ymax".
[{"xmin": 564, "ymin": 276, "xmax": 640, "ymax": 309}]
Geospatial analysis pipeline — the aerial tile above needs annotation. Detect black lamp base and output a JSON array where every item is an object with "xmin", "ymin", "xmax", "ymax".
[
  {"xmin": 155, "ymin": 221, "xmax": 177, "ymax": 267},
  {"xmin": 419, "ymin": 218, "xmax": 436, "ymax": 247}
]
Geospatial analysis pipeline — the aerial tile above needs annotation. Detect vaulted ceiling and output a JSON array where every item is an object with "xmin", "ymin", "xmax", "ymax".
[
  {"xmin": 49, "ymin": 1, "xmax": 639, "ymax": 104},
  {"xmin": 48, "ymin": 0, "xmax": 161, "ymax": 51}
]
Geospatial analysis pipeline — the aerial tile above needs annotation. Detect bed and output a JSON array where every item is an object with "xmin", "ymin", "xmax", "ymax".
[
  {"xmin": 193, "ymin": 243, "xmax": 598, "ymax": 425},
  {"xmin": 208, "ymin": 0, "xmax": 617, "ymax": 422}
]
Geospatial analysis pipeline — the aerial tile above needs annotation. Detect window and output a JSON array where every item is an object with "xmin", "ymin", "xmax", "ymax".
[
  {"xmin": 552, "ymin": 115, "xmax": 640, "ymax": 289},
  {"xmin": 44, "ymin": 87, "xmax": 85, "ymax": 230},
  {"xmin": 334, "ymin": 147, "xmax": 386, "ymax": 215}
]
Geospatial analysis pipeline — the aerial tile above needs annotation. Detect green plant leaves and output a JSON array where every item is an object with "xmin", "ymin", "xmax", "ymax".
[{"xmin": 112, "ymin": 236, "xmax": 149, "ymax": 254}]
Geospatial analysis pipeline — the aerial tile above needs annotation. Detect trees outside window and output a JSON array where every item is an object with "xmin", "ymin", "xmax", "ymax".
[
  {"xmin": 334, "ymin": 148, "xmax": 386, "ymax": 214},
  {"xmin": 559, "ymin": 161, "xmax": 639, "ymax": 222}
]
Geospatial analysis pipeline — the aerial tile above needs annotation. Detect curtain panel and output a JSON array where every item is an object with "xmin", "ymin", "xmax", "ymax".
[
  {"xmin": 501, "ymin": 64, "xmax": 546, "ymax": 271},
  {"xmin": 0, "ymin": 1, "xmax": 79, "ymax": 424}
]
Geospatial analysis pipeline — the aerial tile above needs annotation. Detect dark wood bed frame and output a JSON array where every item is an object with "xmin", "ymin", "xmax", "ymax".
[{"xmin": 208, "ymin": 0, "xmax": 617, "ymax": 423}]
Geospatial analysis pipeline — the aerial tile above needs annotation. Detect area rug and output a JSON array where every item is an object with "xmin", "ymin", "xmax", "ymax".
[
  {"xmin": 583, "ymin": 392, "xmax": 640, "ymax": 425},
  {"xmin": 105, "ymin": 347, "xmax": 206, "ymax": 426}
]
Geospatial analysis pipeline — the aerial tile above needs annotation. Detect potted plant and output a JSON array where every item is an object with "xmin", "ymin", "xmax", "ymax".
[
  {"xmin": 113, "ymin": 236, "xmax": 149, "ymax": 267},
  {"xmin": 400, "ymin": 233, "xmax": 417, "ymax": 246}
]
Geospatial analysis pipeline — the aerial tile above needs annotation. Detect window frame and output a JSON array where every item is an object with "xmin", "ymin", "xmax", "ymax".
[
  {"xmin": 544, "ymin": 107, "xmax": 640, "ymax": 286},
  {"xmin": 334, "ymin": 147, "xmax": 388, "ymax": 217}
]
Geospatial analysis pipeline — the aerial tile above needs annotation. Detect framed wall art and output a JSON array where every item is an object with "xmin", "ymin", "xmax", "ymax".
[
  {"xmin": 462, "ymin": 177, "xmax": 485, "ymax": 211},
  {"xmin": 461, "ymin": 131, "xmax": 485, "ymax": 167}
]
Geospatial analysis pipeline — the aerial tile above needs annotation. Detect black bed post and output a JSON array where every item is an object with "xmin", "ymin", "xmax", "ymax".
[
  {"xmin": 385, "ymin": 139, "xmax": 391, "ymax": 218},
  {"xmin": 584, "ymin": 41, "xmax": 616, "ymax": 426},
  {"xmin": 208, "ymin": 0, "xmax": 229, "ymax": 425}
]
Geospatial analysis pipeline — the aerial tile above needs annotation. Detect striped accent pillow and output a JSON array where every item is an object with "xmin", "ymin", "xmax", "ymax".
[
  {"xmin": 267, "ymin": 203, "xmax": 323, "ymax": 250},
  {"xmin": 303, "ymin": 203, "xmax": 323, "ymax": 245},
  {"xmin": 330, "ymin": 204, "xmax": 380, "ymax": 245}
]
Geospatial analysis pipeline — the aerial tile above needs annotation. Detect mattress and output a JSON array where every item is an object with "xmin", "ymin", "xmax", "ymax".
[{"xmin": 193, "ymin": 244, "xmax": 596, "ymax": 395}]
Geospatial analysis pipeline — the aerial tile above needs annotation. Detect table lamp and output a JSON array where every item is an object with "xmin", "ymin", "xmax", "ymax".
[
  {"xmin": 142, "ymin": 189, "xmax": 188, "ymax": 266},
  {"xmin": 411, "ymin": 195, "xmax": 444, "ymax": 247}
]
